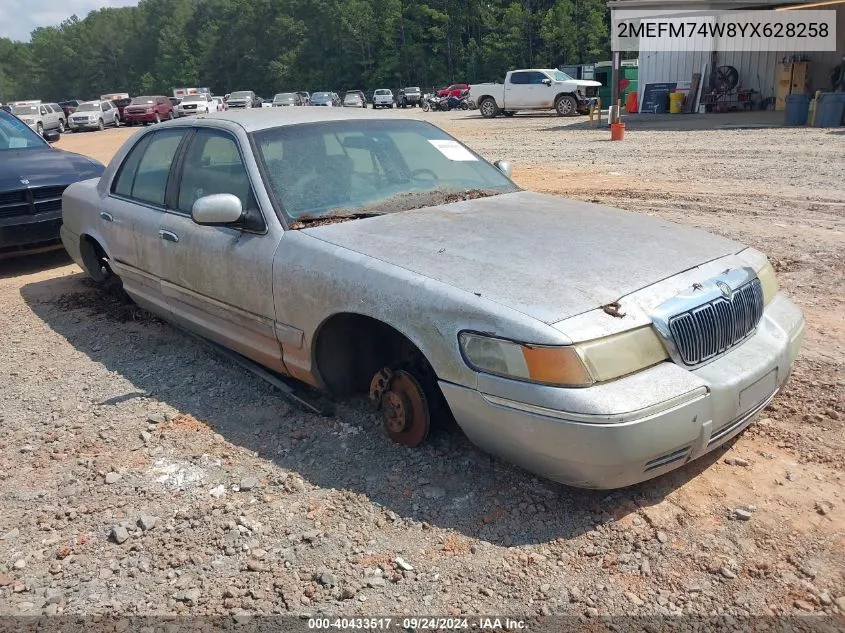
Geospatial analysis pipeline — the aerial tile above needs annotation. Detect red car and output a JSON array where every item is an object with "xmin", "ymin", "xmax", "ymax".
[
  {"xmin": 436, "ymin": 83, "xmax": 470, "ymax": 98},
  {"xmin": 122, "ymin": 96, "xmax": 175, "ymax": 125}
]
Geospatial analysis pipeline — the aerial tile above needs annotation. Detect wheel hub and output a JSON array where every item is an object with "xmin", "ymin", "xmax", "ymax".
[{"xmin": 368, "ymin": 368, "xmax": 430, "ymax": 447}]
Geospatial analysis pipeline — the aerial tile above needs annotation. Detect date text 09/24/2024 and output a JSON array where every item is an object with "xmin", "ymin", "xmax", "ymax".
[{"xmin": 307, "ymin": 618, "xmax": 527, "ymax": 629}]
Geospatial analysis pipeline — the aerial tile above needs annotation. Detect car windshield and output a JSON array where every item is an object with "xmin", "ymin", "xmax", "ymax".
[
  {"xmin": 183, "ymin": 95, "xmax": 204, "ymax": 102},
  {"xmin": 375, "ymin": 90, "xmax": 391, "ymax": 95},
  {"xmin": 0, "ymin": 112, "xmax": 46, "ymax": 150},
  {"xmin": 344, "ymin": 94, "xmax": 361, "ymax": 101},
  {"xmin": 252, "ymin": 119, "xmax": 518, "ymax": 223},
  {"xmin": 76, "ymin": 103, "xmax": 101, "ymax": 112},
  {"xmin": 229, "ymin": 91, "xmax": 252, "ymax": 99},
  {"xmin": 550, "ymin": 70, "xmax": 573, "ymax": 81},
  {"xmin": 312, "ymin": 92, "xmax": 331, "ymax": 101},
  {"xmin": 274, "ymin": 93, "xmax": 296, "ymax": 101},
  {"xmin": 12, "ymin": 105, "xmax": 38, "ymax": 115},
  {"xmin": 131, "ymin": 97, "xmax": 157, "ymax": 104},
  {"xmin": 406, "ymin": 87, "xmax": 421, "ymax": 93}
]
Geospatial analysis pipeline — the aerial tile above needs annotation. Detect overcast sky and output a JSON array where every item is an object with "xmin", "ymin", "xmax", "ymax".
[{"xmin": 2, "ymin": 0, "xmax": 138, "ymax": 42}]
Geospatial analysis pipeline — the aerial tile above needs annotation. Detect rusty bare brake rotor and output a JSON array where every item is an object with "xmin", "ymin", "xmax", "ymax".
[{"xmin": 368, "ymin": 368, "xmax": 430, "ymax": 447}]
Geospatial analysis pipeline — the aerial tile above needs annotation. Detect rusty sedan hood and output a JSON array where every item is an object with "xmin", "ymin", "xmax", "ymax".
[{"xmin": 301, "ymin": 191, "xmax": 743, "ymax": 324}]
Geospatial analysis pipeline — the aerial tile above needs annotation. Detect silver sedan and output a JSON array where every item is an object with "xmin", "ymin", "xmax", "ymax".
[{"xmin": 60, "ymin": 108, "xmax": 805, "ymax": 489}]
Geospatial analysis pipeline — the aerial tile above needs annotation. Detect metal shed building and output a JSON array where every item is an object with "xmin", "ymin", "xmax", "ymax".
[{"xmin": 607, "ymin": 0, "xmax": 845, "ymax": 112}]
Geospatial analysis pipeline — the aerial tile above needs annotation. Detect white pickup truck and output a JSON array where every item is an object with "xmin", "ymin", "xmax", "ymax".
[{"xmin": 469, "ymin": 69, "xmax": 601, "ymax": 118}]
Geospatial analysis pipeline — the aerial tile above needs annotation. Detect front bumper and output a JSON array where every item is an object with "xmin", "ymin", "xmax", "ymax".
[
  {"xmin": 0, "ymin": 214, "xmax": 63, "ymax": 257},
  {"xmin": 441, "ymin": 293, "xmax": 805, "ymax": 489},
  {"xmin": 124, "ymin": 112, "xmax": 157, "ymax": 123},
  {"xmin": 69, "ymin": 119, "xmax": 100, "ymax": 129}
]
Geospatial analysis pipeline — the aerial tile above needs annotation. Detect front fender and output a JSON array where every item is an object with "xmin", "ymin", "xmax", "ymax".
[{"xmin": 272, "ymin": 231, "xmax": 572, "ymax": 388}]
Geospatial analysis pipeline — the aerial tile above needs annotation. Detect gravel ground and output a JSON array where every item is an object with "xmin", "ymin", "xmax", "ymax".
[{"xmin": 1, "ymin": 112, "xmax": 843, "ymax": 620}]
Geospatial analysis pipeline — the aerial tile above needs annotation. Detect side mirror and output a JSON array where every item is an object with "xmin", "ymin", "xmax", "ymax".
[
  {"xmin": 494, "ymin": 160, "xmax": 513, "ymax": 178},
  {"xmin": 191, "ymin": 193, "xmax": 244, "ymax": 225},
  {"xmin": 542, "ymin": 78, "xmax": 552, "ymax": 86},
  {"xmin": 43, "ymin": 130, "xmax": 61, "ymax": 143}
]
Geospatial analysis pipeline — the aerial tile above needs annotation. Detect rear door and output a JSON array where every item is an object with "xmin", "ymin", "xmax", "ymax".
[
  {"xmin": 102, "ymin": 128, "xmax": 190, "ymax": 316},
  {"xmin": 159, "ymin": 127, "xmax": 285, "ymax": 372},
  {"xmin": 102, "ymin": 101, "xmax": 116, "ymax": 125},
  {"xmin": 506, "ymin": 72, "xmax": 531, "ymax": 108}
]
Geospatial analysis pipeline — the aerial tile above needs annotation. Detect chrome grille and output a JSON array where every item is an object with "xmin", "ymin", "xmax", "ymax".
[
  {"xmin": 0, "ymin": 185, "xmax": 67, "ymax": 219},
  {"xmin": 668, "ymin": 279, "xmax": 764, "ymax": 366}
]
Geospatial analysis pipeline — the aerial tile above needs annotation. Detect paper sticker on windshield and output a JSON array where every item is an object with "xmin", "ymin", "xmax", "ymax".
[{"xmin": 428, "ymin": 140, "xmax": 477, "ymax": 161}]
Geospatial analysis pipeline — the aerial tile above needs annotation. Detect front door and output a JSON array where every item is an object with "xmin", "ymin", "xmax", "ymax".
[
  {"xmin": 158, "ymin": 128, "xmax": 285, "ymax": 372},
  {"xmin": 103, "ymin": 128, "xmax": 189, "ymax": 316},
  {"xmin": 528, "ymin": 71, "xmax": 557, "ymax": 109}
]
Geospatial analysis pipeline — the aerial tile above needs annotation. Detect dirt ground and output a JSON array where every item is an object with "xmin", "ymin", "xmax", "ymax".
[{"xmin": 1, "ymin": 112, "xmax": 843, "ymax": 620}]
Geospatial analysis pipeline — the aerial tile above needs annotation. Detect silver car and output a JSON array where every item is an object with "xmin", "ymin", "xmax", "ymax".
[
  {"xmin": 59, "ymin": 109, "xmax": 804, "ymax": 489},
  {"xmin": 11, "ymin": 102, "xmax": 65, "ymax": 135},
  {"xmin": 69, "ymin": 100, "xmax": 120, "ymax": 131}
]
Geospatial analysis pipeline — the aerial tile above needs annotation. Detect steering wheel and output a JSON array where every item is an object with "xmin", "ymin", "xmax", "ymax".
[{"xmin": 409, "ymin": 168, "xmax": 439, "ymax": 183}]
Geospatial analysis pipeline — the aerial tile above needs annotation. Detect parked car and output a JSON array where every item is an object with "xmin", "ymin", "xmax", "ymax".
[
  {"xmin": 123, "ymin": 96, "xmax": 174, "ymax": 125},
  {"xmin": 296, "ymin": 92, "xmax": 311, "ymax": 106},
  {"xmin": 262, "ymin": 99, "xmax": 273, "ymax": 108},
  {"xmin": 397, "ymin": 87, "xmax": 422, "ymax": 107},
  {"xmin": 11, "ymin": 102, "xmax": 65, "ymax": 135},
  {"xmin": 372, "ymin": 89, "xmax": 394, "ymax": 109},
  {"xmin": 58, "ymin": 100, "xmax": 81, "ymax": 117},
  {"xmin": 226, "ymin": 91, "xmax": 262, "ymax": 109},
  {"xmin": 436, "ymin": 83, "xmax": 470, "ymax": 98},
  {"xmin": 211, "ymin": 97, "xmax": 226, "ymax": 111},
  {"xmin": 60, "ymin": 108, "xmax": 804, "ymax": 489},
  {"xmin": 168, "ymin": 97, "xmax": 181, "ymax": 113},
  {"xmin": 112, "ymin": 97, "xmax": 133, "ymax": 121},
  {"xmin": 310, "ymin": 92, "xmax": 340, "ymax": 107},
  {"xmin": 68, "ymin": 100, "xmax": 121, "ymax": 131},
  {"xmin": 178, "ymin": 93, "xmax": 214, "ymax": 116},
  {"xmin": 273, "ymin": 93, "xmax": 303, "ymax": 107},
  {"xmin": 470, "ymin": 69, "xmax": 601, "ymax": 118},
  {"xmin": 342, "ymin": 90, "xmax": 366, "ymax": 108},
  {"xmin": 0, "ymin": 108, "xmax": 103, "ymax": 257}
]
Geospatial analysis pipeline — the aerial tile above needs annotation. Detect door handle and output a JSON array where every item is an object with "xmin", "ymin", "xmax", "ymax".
[
  {"xmin": 100, "ymin": 212, "xmax": 114, "ymax": 222},
  {"xmin": 159, "ymin": 229, "xmax": 179, "ymax": 243}
]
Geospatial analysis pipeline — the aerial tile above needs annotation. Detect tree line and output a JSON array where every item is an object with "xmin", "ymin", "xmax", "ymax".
[{"xmin": 0, "ymin": 0, "xmax": 610, "ymax": 103}]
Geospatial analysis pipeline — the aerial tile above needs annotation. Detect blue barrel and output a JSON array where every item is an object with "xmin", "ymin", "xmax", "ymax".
[
  {"xmin": 784, "ymin": 94, "xmax": 810, "ymax": 126},
  {"xmin": 813, "ymin": 92, "xmax": 845, "ymax": 128}
]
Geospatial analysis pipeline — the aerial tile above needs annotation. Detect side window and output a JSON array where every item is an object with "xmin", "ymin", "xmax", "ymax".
[
  {"xmin": 112, "ymin": 135, "xmax": 152, "ymax": 198},
  {"xmin": 177, "ymin": 130, "xmax": 260, "ymax": 226},
  {"xmin": 113, "ymin": 129, "xmax": 186, "ymax": 206},
  {"xmin": 529, "ymin": 72, "xmax": 550, "ymax": 84},
  {"xmin": 103, "ymin": 102, "xmax": 111, "ymax": 111},
  {"xmin": 40, "ymin": 106, "xmax": 48, "ymax": 115},
  {"xmin": 509, "ymin": 72, "xmax": 529, "ymax": 85}
]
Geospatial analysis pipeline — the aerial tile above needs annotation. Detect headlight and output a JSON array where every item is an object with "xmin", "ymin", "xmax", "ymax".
[
  {"xmin": 575, "ymin": 327, "xmax": 668, "ymax": 382},
  {"xmin": 459, "ymin": 327, "xmax": 669, "ymax": 387},
  {"xmin": 23, "ymin": 118, "xmax": 34, "ymax": 124},
  {"xmin": 756, "ymin": 261, "xmax": 778, "ymax": 305},
  {"xmin": 459, "ymin": 333, "xmax": 593, "ymax": 387}
]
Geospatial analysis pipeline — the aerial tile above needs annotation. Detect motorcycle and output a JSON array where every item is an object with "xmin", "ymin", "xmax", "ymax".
[{"xmin": 422, "ymin": 94, "xmax": 444, "ymax": 112}]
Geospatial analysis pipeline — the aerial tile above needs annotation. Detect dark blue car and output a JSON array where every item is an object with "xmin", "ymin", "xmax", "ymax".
[{"xmin": 0, "ymin": 109, "xmax": 104, "ymax": 258}]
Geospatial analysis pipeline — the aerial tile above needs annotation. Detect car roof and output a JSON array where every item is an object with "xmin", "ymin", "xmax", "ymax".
[{"xmin": 176, "ymin": 107, "xmax": 414, "ymax": 133}]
